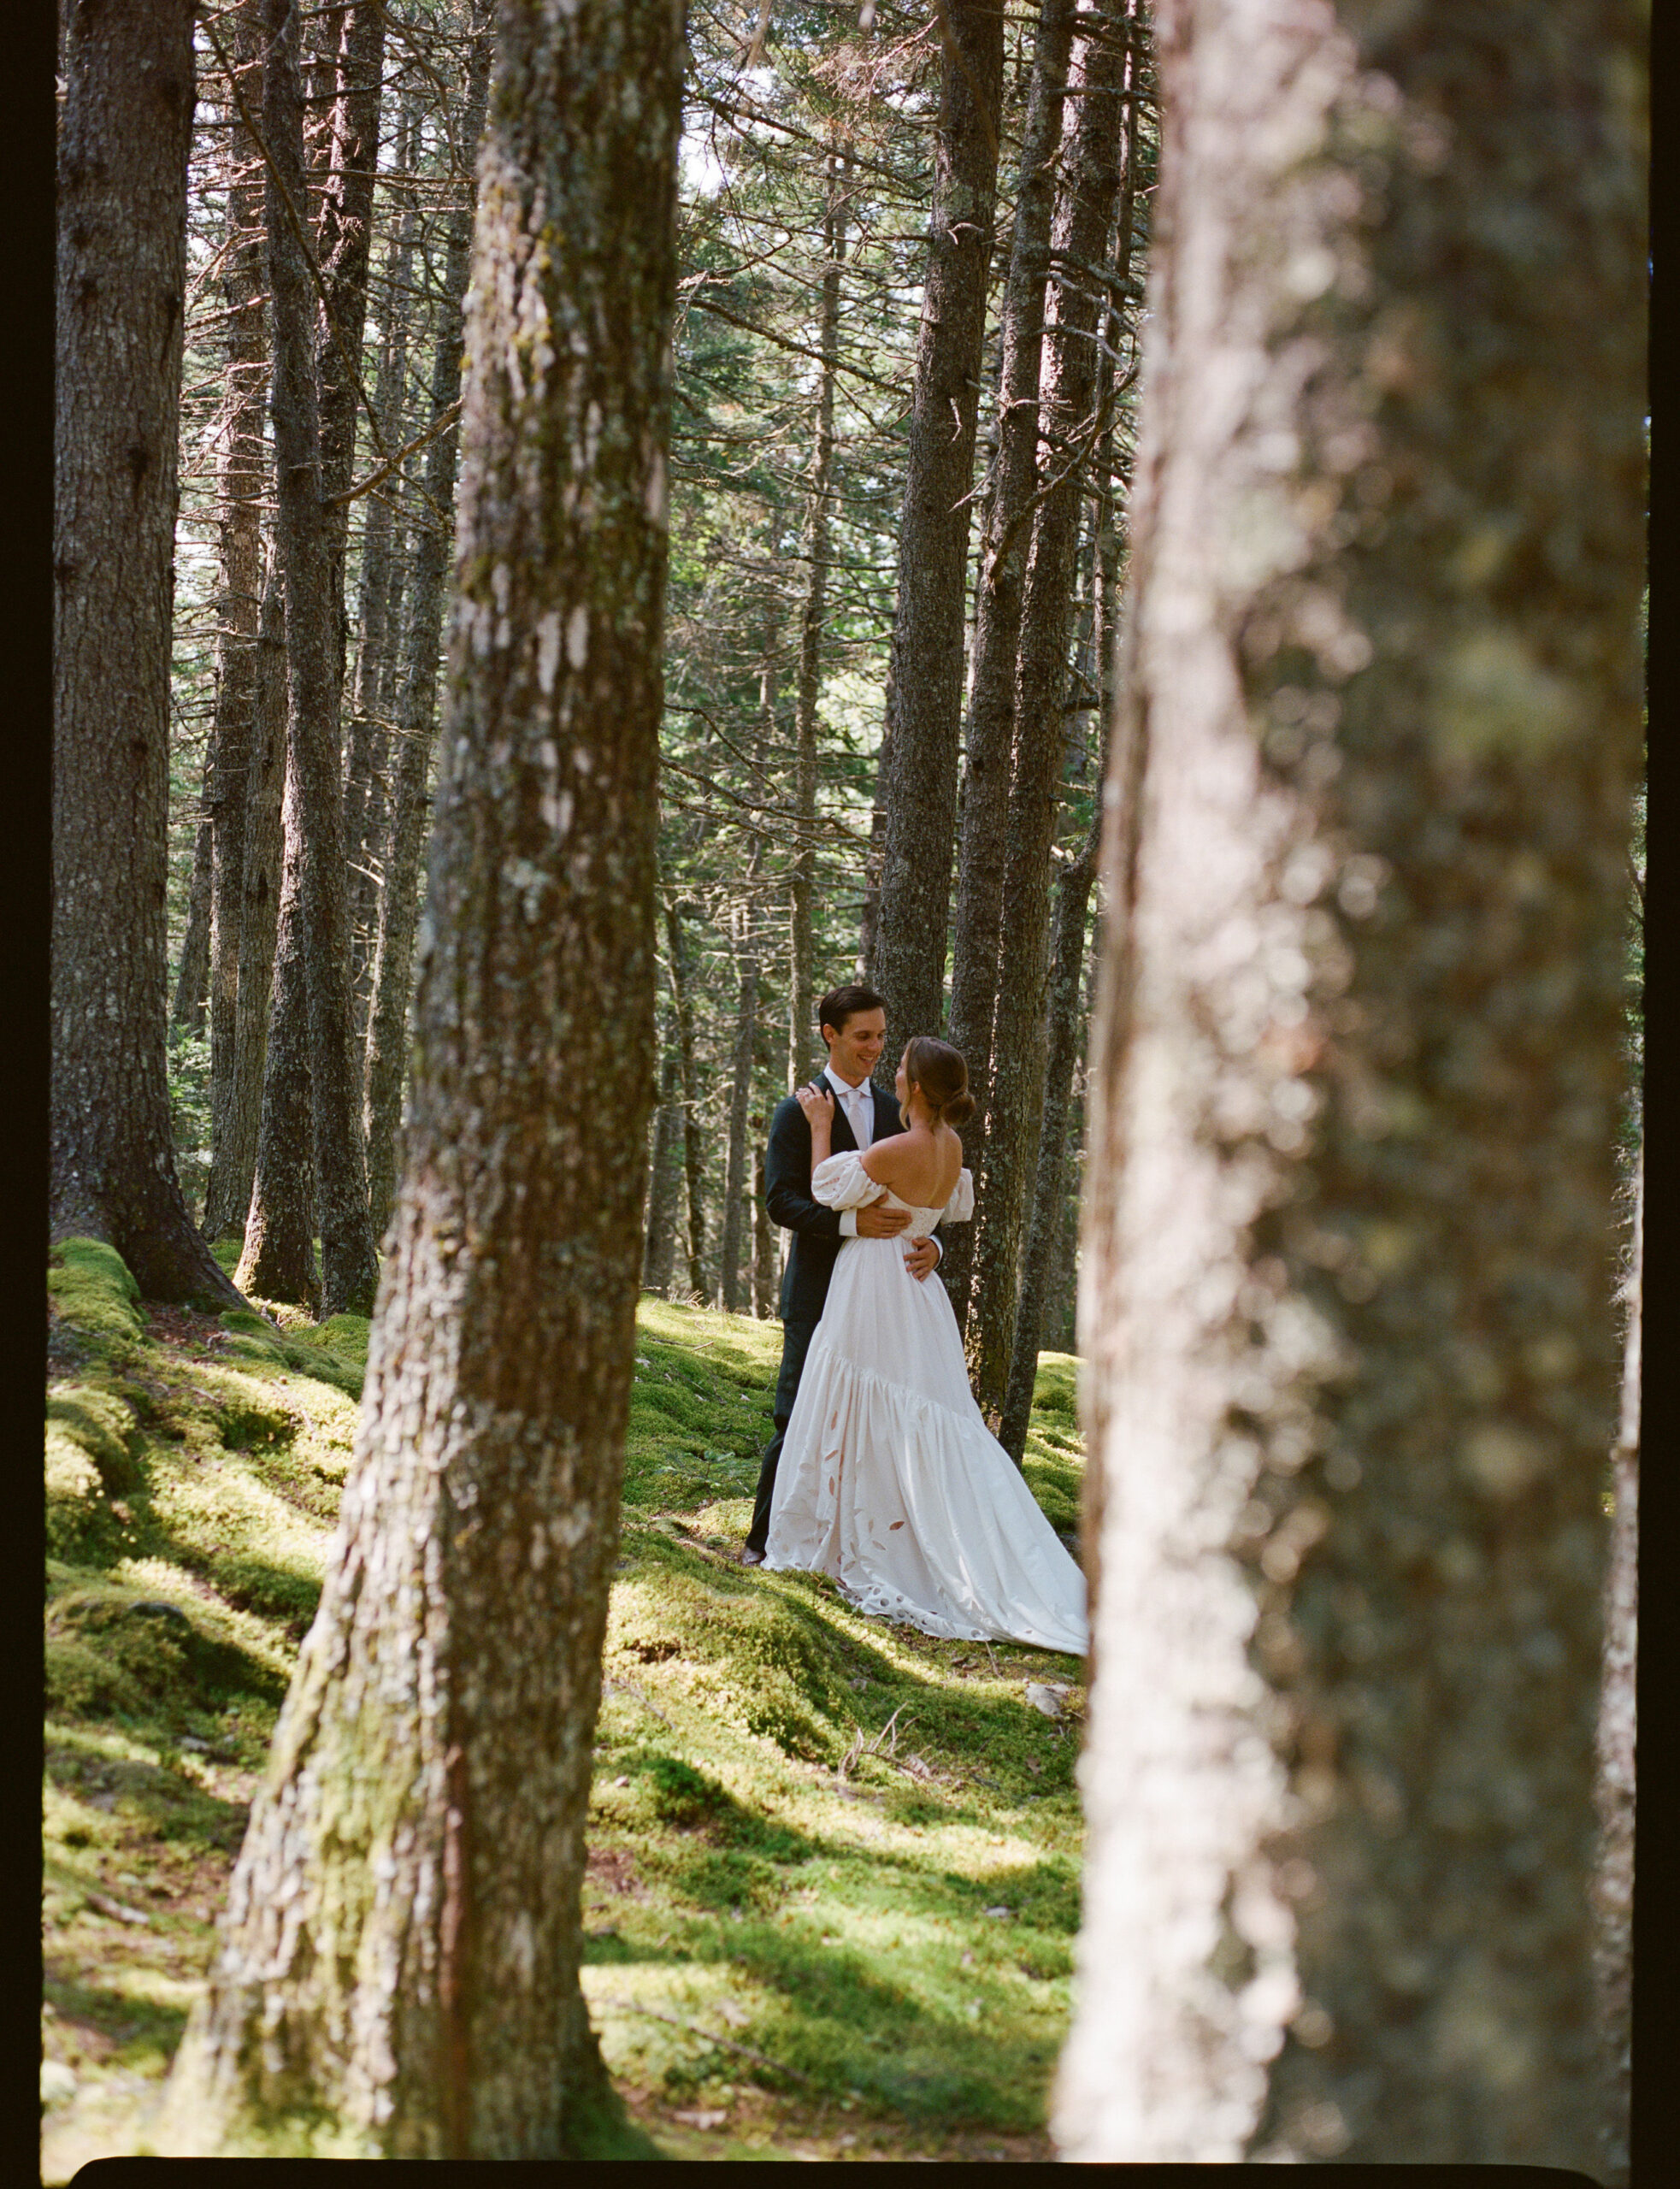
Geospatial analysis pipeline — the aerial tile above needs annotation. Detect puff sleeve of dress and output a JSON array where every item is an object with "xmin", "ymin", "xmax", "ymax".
[
  {"xmin": 811, "ymin": 1151, "xmax": 884, "ymax": 1209},
  {"xmin": 940, "ymin": 1169, "xmax": 975, "ymax": 1224}
]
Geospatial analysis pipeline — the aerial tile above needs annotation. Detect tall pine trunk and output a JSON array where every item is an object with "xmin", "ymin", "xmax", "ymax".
[
  {"xmin": 52, "ymin": 0, "xmax": 243, "ymax": 1308},
  {"xmin": 203, "ymin": 2, "xmax": 268, "ymax": 1239},
  {"xmin": 363, "ymin": 31, "xmax": 492, "ymax": 1237},
  {"xmin": 1054, "ymin": 0, "xmax": 1645, "ymax": 2162},
  {"xmin": 788, "ymin": 154, "xmax": 846, "ymax": 1092},
  {"xmin": 866, "ymin": 0, "xmax": 1005, "ymax": 1044},
  {"xmin": 944, "ymin": 0, "xmax": 1078, "ymax": 1248},
  {"xmin": 344, "ymin": 97, "xmax": 421, "ymax": 1025},
  {"xmin": 256, "ymin": 0, "xmax": 379, "ymax": 1316},
  {"xmin": 205, "ymin": 555, "xmax": 286, "ymax": 1242},
  {"xmin": 720, "ymin": 906, "xmax": 760, "ymax": 1314},
  {"xmin": 664, "ymin": 897, "xmax": 707, "ymax": 1301},
  {"xmin": 172, "ymin": 817, "xmax": 214, "ymax": 1034},
  {"xmin": 965, "ymin": 0, "xmax": 1139, "ymax": 1414},
  {"xmin": 157, "ymin": 0, "xmax": 681, "ymax": 2152},
  {"xmin": 999, "ymin": 336, "xmax": 1127, "ymax": 1456},
  {"xmin": 641, "ymin": 1022, "xmax": 682, "ymax": 1295},
  {"xmin": 314, "ymin": 0, "xmax": 387, "ymax": 687}
]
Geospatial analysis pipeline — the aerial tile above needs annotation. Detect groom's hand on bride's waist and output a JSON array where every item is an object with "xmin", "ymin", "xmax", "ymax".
[
  {"xmin": 903, "ymin": 1236, "xmax": 939, "ymax": 1283},
  {"xmin": 856, "ymin": 1204, "xmax": 911, "ymax": 1239}
]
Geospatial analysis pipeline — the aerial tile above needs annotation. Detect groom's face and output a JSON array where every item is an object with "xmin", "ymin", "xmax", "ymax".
[{"xmin": 823, "ymin": 1008, "xmax": 886, "ymax": 1086}]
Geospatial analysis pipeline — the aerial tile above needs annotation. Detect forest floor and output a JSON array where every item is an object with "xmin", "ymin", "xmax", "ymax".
[{"xmin": 43, "ymin": 1242, "xmax": 1088, "ymax": 2170}]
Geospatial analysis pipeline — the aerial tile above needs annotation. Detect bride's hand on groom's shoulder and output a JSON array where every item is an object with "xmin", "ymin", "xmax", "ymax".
[{"xmin": 795, "ymin": 1082, "xmax": 835, "ymax": 1130}]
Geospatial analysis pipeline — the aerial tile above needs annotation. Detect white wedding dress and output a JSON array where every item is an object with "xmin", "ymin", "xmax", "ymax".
[{"xmin": 763, "ymin": 1151, "xmax": 1088, "ymax": 1655}]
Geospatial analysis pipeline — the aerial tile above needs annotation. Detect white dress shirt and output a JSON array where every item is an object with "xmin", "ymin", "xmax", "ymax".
[
  {"xmin": 816, "ymin": 1066, "xmax": 943, "ymax": 1261},
  {"xmin": 825, "ymin": 1065, "xmax": 874, "ymax": 1234}
]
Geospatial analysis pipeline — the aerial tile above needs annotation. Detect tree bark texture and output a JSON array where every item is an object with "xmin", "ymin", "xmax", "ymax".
[
  {"xmin": 363, "ymin": 28, "xmax": 493, "ymax": 1240},
  {"xmin": 965, "ymin": 0, "xmax": 1139, "ymax": 1415},
  {"xmin": 788, "ymin": 156, "xmax": 846, "ymax": 1093},
  {"xmin": 159, "ymin": 0, "xmax": 682, "ymax": 2155},
  {"xmin": 205, "ymin": 558, "xmax": 287, "ymax": 1242},
  {"xmin": 1054, "ymin": 0, "xmax": 1645, "ymax": 2165},
  {"xmin": 203, "ymin": 3, "xmax": 269, "ymax": 1236},
  {"xmin": 258, "ymin": 0, "xmax": 380, "ymax": 1316},
  {"xmin": 1594, "ymin": 1143, "xmax": 1638, "ymax": 2186},
  {"xmin": 51, "ymin": 0, "xmax": 244, "ymax": 1308},
  {"xmin": 867, "ymin": 0, "xmax": 1005, "ymax": 1045}
]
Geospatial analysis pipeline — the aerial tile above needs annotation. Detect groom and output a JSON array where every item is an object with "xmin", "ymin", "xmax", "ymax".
[{"xmin": 740, "ymin": 983, "xmax": 941, "ymax": 1565}]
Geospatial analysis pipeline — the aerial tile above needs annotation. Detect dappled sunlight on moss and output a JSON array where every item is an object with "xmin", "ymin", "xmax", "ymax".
[{"xmin": 43, "ymin": 1254, "xmax": 1088, "ymax": 2168}]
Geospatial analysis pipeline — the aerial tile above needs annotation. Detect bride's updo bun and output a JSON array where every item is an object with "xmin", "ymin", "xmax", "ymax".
[{"xmin": 903, "ymin": 1035, "xmax": 976, "ymax": 1130}]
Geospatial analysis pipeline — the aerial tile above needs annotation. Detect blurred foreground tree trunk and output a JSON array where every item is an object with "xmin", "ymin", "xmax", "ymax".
[
  {"xmin": 865, "ymin": 0, "xmax": 1004, "ymax": 1040},
  {"xmin": 1055, "ymin": 0, "xmax": 1645, "ymax": 2165},
  {"xmin": 1594, "ymin": 1142, "xmax": 1639, "ymax": 2185},
  {"xmin": 158, "ymin": 0, "xmax": 682, "ymax": 2156},
  {"xmin": 51, "ymin": 0, "xmax": 243, "ymax": 1308}
]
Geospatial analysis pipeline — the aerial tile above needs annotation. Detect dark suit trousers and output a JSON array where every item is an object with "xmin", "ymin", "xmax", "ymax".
[{"xmin": 746, "ymin": 1317, "xmax": 819, "ymax": 1554}]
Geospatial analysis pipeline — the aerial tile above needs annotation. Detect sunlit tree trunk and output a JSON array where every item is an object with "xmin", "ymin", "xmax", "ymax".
[
  {"xmin": 1594, "ymin": 1142, "xmax": 1639, "ymax": 2185},
  {"xmin": 1056, "ymin": 0, "xmax": 1645, "ymax": 2164},
  {"xmin": 158, "ymin": 0, "xmax": 681, "ymax": 2154}
]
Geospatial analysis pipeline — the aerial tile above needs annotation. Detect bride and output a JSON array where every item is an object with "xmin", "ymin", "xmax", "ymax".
[{"xmin": 763, "ymin": 1035, "xmax": 1088, "ymax": 1656}]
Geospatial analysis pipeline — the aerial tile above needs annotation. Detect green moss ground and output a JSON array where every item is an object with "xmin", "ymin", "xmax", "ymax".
[{"xmin": 43, "ymin": 1248, "xmax": 1087, "ymax": 2169}]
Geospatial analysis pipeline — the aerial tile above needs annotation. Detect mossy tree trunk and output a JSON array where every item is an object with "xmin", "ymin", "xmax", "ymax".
[
  {"xmin": 866, "ymin": 0, "xmax": 1005, "ymax": 1041},
  {"xmin": 51, "ymin": 0, "xmax": 244, "ymax": 1310},
  {"xmin": 158, "ymin": 0, "xmax": 682, "ymax": 2154},
  {"xmin": 1055, "ymin": 0, "xmax": 1644, "ymax": 2164}
]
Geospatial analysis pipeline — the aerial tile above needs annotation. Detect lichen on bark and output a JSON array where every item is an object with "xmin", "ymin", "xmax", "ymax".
[
  {"xmin": 1057, "ymin": 0, "xmax": 1644, "ymax": 2164},
  {"xmin": 158, "ymin": 0, "xmax": 684, "ymax": 2156}
]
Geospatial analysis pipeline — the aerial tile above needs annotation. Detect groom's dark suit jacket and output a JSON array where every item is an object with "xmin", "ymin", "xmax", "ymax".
[{"xmin": 765, "ymin": 1078, "xmax": 909, "ymax": 1325}]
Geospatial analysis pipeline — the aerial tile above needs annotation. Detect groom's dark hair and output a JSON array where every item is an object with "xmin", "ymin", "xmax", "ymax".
[{"xmin": 817, "ymin": 983, "xmax": 887, "ymax": 1041}]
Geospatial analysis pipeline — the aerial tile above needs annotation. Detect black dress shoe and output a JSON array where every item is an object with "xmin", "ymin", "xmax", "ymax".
[{"xmin": 739, "ymin": 1545, "xmax": 766, "ymax": 1567}]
